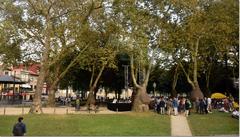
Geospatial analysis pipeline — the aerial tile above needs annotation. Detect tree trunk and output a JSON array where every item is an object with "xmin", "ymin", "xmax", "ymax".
[
  {"xmin": 29, "ymin": 16, "xmax": 52, "ymax": 114},
  {"xmin": 132, "ymin": 86, "xmax": 151, "ymax": 112},
  {"xmin": 171, "ymin": 64, "xmax": 179, "ymax": 97},
  {"xmin": 130, "ymin": 54, "xmax": 152, "ymax": 112},
  {"xmin": 47, "ymin": 83, "xmax": 58, "ymax": 107},
  {"xmin": 86, "ymin": 62, "xmax": 106, "ymax": 106},
  {"xmin": 191, "ymin": 82, "xmax": 204, "ymax": 100},
  {"xmin": 205, "ymin": 65, "xmax": 211, "ymax": 97},
  {"xmin": 191, "ymin": 38, "xmax": 204, "ymax": 100},
  {"xmin": 86, "ymin": 87, "xmax": 96, "ymax": 106}
]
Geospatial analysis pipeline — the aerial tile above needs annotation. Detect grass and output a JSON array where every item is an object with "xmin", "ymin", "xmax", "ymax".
[
  {"xmin": 187, "ymin": 111, "xmax": 239, "ymax": 136},
  {"xmin": 0, "ymin": 112, "xmax": 170, "ymax": 136}
]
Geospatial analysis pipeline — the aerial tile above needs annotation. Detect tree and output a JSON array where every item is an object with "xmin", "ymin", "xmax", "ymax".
[
  {"xmin": 1, "ymin": 0, "xmax": 101, "ymax": 113},
  {"xmin": 0, "ymin": 2, "xmax": 22, "ymax": 67},
  {"xmin": 111, "ymin": 0, "xmax": 176, "ymax": 111},
  {"xmin": 176, "ymin": 0, "xmax": 238, "ymax": 100}
]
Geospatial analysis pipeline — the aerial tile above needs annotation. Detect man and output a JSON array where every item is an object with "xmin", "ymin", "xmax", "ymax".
[
  {"xmin": 75, "ymin": 95, "xmax": 80, "ymax": 111},
  {"xmin": 185, "ymin": 99, "xmax": 191, "ymax": 117},
  {"xmin": 173, "ymin": 97, "xmax": 178, "ymax": 116},
  {"xmin": 207, "ymin": 97, "xmax": 212, "ymax": 113},
  {"xmin": 12, "ymin": 117, "xmax": 26, "ymax": 136},
  {"xmin": 166, "ymin": 98, "xmax": 173, "ymax": 115},
  {"xmin": 159, "ymin": 97, "xmax": 166, "ymax": 115}
]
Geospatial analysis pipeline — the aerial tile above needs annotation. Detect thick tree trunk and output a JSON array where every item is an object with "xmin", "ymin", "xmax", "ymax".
[
  {"xmin": 191, "ymin": 82, "xmax": 204, "ymax": 100},
  {"xmin": 86, "ymin": 87, "xmax": 96, "ymax": 106},
  {"xmin": 47, "ymin": 84, "xmax": 58, "ymax": 107},
  {"xmin": 130, "ymin": 54, "xmax": 152, "ymax": 112},
  {"xmin": 191, "ymin": 38, "xmax": 204, "ymax": 100},
  {"xmin": 29, "ymin": 60, "xmax": 48, "ymax": 113},
  {"xmin": 132, "ymin": 86, "xmax": 151, "ymax": 112}
]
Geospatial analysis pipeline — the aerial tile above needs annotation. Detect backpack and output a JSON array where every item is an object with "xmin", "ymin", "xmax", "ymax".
[{"xmin": 13, "ymin": 123, "xmax": 23, "ymax": 136}]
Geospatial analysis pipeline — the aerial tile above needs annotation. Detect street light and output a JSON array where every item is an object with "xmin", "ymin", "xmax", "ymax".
[
  {"xmin": 153, "ymin": 82, "xmax": 156, "ymax": 97},
  {"xmin": 123, "ymin": 65, "xmax": 129, "ymax": 100}
]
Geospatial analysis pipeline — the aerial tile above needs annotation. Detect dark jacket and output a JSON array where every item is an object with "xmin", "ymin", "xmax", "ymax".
[
  {"xmin": 13, "ymin": 122, "xmax": 26, "ymax": 136},
  {"xmin": 185, "ymin": 101, "xmax": 191, "ymax": 110},
  {"xmin": 159, "ymin": 100, "xmax": 165, "ymax": 107}
]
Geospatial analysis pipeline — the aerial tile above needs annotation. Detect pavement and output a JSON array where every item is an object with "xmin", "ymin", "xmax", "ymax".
[
  {"xmin": 0, "ymin": 106, "xmax": 129, "ymax": 115},
  {"xmin": 171, "ymin": 114, "xmax": 192, "ymax": 136}
]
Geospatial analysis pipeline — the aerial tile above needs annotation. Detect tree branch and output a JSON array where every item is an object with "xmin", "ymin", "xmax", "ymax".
[{"xmin": 130, "ymin": 54, "xmax": 141, "ymax": 88}]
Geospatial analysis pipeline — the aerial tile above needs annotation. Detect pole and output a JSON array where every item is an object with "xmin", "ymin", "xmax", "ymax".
[
  {"xmin": 153, "ymin": 82, "xmax": 156, "ymax": 97},
  {"xmin": 13, "ymin": 71, "xmax": 16, "ymax": 104},
  {"xmin": 123, "ymin": 65, "xmax": 129, "ymax": 99}
]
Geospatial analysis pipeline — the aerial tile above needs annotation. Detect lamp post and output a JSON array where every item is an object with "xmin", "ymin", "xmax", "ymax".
[
  {"xmin": 123, "ymin": 65, "xmax": 129, "ymax": 100},
  {"xmin": 153, "ymin": 82, "xmax": 156, "ymax": 97}
]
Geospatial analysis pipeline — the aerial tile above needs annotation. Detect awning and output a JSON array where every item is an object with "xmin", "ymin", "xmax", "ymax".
[{"xmin": 0, "ymin": 75, "xmax": 25, "ymax": 84}]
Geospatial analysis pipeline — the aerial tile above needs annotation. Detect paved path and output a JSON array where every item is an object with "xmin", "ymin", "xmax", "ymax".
[
  {"xmin": 171, "ymin": 114, "xmax": 192, "ymax": 136},
  {"xmin": 0, "ymin": 107, "xmax": 129, "ymax": 115}
]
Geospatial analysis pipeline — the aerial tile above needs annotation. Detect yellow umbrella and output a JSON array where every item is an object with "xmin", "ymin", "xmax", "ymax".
[
  {"xmin": 211, "ymin": 93, "xmax": 227, "ymax": 99},
  {"xmin": 233, "ymin": 101, "xmax": 239, "ymax": 108}
]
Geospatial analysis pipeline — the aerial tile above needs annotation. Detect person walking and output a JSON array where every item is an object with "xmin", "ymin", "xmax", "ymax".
[
  {"xmin": 173, "ymin": 97, "xmax": 179, "ymax": 116},
  {"xmin": 185, "ymin": 99, "xmax": 191, "ymax": 117},
  {"xmin": 166, "ymin": 98, "xmax": 173, "ymax": 115},
  {"xmin": 195, "ymin": 97, "xmax": 200, "ymax": 113},
  {"xmin": 199, "ymin": 99, "xmax": 205, "ymax": 114},
  {"xmin": 12, "ymin": 117, "xmax": 26, "ymax": 136},
  {"xmin": 75, "ymin": 95, "xmax": 80, "ymax": 111},
  {"xmin": 159, "ymin": 97, "xmax": 166, "ymax": 115},
  {"xmin": 207, "ymin": 97, "xmax": 212, "ymax": 113},
  {"xmin": 156, "ymin": 97, "xmax": 161, "ymax": 114}
]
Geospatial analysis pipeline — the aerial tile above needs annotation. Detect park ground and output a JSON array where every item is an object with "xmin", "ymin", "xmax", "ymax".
[{"xmin": 0, "ymin": 109, "xmax": 238, "ymax": 136}]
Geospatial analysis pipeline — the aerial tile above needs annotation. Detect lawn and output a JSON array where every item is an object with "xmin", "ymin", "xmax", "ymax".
[
  {"xmin": 187, "ymin": 111, "xmax": 239, "ymax": 136},
  {"xmin": 0, "ymin": 112, "xmax": 170, "ymax": 136}
]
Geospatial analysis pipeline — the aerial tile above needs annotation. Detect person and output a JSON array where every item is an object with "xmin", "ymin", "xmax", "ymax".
[
  {"xmin": 207, "ymin": 97, "xmax": 212, "ymax": 113},
  {"xmin": 159, "ymin": 97, "xmax": 166, "ymax": 115},
  {"xmin": 195, "ymin": 97, "xmax": 200, "ymax": 113},
  {"xmin": 204, "ymin": 97, "xmax": 208, "ymax": 114},
  {"xmin": 12, "ymin": 117, "xmax": 26, "ymax": 136},
  {"xmin": 185, "ymin": 99, "xmax": 191, "ymax": 117},
  {"xmin": 173, "ymin": 97, "xmax": 178, "ymax": 116},
  {"xmin": 75, "ymin": 95, "xmax": 80, "ymax": 111},
  {"xmin": 156, "ymin": 97, "xmax": 161, "ymax": 114},
  {"xmin": 232, "ymin": 108, "xmax": 239, "ymax": 119},
  {"xmin": 199, "ymin": 99, "xmax": 205, "ymax": 114},
  {"xmin": 166, "ymin": 98, "xmax": 173, "ymax": 115}
]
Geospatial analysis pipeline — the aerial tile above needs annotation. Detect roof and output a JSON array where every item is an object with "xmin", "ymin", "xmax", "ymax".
[
  {"xmin": 0, "ymin": 75, "xmax": 25, "ymax": 84},
  {"xmin": 13, "ymin": 64, "xmax": 40, "ymax": 76}
]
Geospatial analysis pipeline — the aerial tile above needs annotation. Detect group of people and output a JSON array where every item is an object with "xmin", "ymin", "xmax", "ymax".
[
  {"xmin": 212, "ymin": 98, "xmax": 236, "ymax": 112},
  {"xmin": 195, "ymin": 97, "xmax": 212, "ymax": 114},
  {"xmin": 154, "ymin": 96, "xmax": 192, "ymax": 117}
]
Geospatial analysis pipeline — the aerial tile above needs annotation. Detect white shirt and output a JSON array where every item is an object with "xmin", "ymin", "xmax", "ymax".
[{"xmin": 207, "ymin": 98, "xmax": 211, "ymax": 104}]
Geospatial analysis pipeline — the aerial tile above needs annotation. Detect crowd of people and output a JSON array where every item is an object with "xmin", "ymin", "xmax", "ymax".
[
  {"xmin": 153, "ymin": 96, "xmax": 239, "ymax": 117},
  {"xmin": 154, "ymin": 96, "xmax": 192, "ymax": 117}
]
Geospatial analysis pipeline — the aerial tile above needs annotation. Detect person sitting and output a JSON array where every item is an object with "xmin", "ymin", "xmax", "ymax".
[
  {"xmin": 12, "ymin": 117, "xmax": 26, "ymax": 136},
  {"xmin": 232, "ymin": 108, "xmax": 239, "ymax": 119}
]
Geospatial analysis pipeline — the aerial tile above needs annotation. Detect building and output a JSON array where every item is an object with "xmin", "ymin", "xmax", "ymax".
[{"xmin": 0, "ymin": 64, "xmax": 42, "ymax": 100}]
